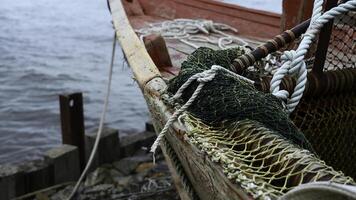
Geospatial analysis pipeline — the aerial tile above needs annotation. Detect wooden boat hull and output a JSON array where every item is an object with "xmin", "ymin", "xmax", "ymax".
[
  {"xmin": 110, "ymin": 0, "xmax": 272, "ymax": 199},
  {"xmin": 109, "ymin": 0, "xmax": 356, "ymax": 199}
]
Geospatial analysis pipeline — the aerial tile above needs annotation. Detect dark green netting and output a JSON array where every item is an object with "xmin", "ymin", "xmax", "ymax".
[{"xmin": 167, "ymin": 47, "xmax": 314, "ymax": 152}]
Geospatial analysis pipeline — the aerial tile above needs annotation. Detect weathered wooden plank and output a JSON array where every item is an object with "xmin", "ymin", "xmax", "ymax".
[
  {"xmin": 45, "ymin": 144, "xmax": 80, "ymax": 184},
  {"xmin": 109, "ymin": 0, "xmax": 251, "ymax": 198},
  {"xmin": 109, "ymin": 0, "xmax": 161, "ymax": 89},
  {"xmin": 59, "ymin": 93, "xmax": 86, "ymax": 170},
  {"xmin": 85, "ymin": 127, "xmax": 121, "ymax": 171},
  {"xmin": 138, "ymin": 0, "xmax": 281, "ymax": 38}
]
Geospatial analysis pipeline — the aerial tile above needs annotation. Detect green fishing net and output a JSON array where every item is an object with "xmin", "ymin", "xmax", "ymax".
[{"xmin": 167, "ymin": 47, "xmax": 314, "ymax": 152}]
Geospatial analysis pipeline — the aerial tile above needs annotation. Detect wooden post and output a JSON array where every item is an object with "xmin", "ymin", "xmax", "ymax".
[
  {"xmin": 85, "ymin": 127, "xmax": 120, "ymax": 172},
  {"xmin": 59, "ymin": 93, "xmax": 85, "ymax": 171},
  {"xmin": 45, "ymin": 144, "xmax": 80, "ymax": 184},
  {"xmin": 312, "ymin": 0, "xmax": 338, "ymax": 75}
]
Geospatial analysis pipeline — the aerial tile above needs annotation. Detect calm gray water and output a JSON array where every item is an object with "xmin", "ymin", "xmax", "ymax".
[
  {"xmin": 222, "ymin": 0, "xmax": 282, "ymax": 13},
  {"xmin": 0, "ymin": 0, "xmax": 149, "ymax": 164}
]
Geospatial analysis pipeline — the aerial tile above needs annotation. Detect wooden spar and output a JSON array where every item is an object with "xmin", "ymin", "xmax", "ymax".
[
  {"xmin": 109, "ymin": 0, "xmax": 161, "ymax": 89},
  {"xmin": 230, "ymin": 19, "xmax": 311, "ymax": 74},
  {"xmin": 109, "ymin": 0, "xmax": 252, "ymax": 199}
]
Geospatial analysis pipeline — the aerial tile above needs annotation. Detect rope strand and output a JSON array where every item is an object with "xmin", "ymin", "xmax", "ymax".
[
  {"xmin": 150, "ymin": 65, "xmax": 254, "ymax": 154},
  {"xmin": 67, "ymin": 32, "xmax": 117, "ymax": 199},
  {"xmin": 136, "ymin": 18, "xmax": 249, "ymax": 50},
  {"xmin": 270, "ymin": 0, "xmax": 356, "ymax": 113}
]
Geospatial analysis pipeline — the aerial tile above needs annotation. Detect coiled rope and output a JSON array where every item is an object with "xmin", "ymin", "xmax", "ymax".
[
  {"xmin": 67, "ymin": 32, "xmax": 117, "ymax": 199},
  {"xmin": 270, "ymin": 0, "xmax": 356, "ymax": 113},
  {"xmin": 136, "ymin": 18, "xmax": 249, "ymax": 50}
]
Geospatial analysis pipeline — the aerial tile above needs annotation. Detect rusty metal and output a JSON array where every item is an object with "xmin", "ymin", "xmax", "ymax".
[
  {"xmin": 230, "ymin": 19, "xmax": 311, "ymax": 74},
  {"xmin": 256, "ymin": 68, "xmax": 356, "ymax": 98},
  {"xmin": 312, "ymin": 0, "xmax": 339, "ymax": 75},
  {"xmin": 59, "ymin": 93, "xmax": 85, "ymax": 171}
]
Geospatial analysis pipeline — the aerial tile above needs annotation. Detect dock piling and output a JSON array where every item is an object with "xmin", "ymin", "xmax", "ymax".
[
  {"xmin": 85, "ymin": 127, "xmax": 120, "ymax": 172},
  {"xmin": 59, "ymin": 93, "xmax": 85, "ymax": 171}
]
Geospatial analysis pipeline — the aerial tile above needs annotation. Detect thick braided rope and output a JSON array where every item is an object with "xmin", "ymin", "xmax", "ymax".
[
  {"xmin": 150, "ymin": 65, "xmax": 254, "ymax": 154},
  {"xmin": 270, "ymin": 0, "xmax": 356, "ymax": 113}
]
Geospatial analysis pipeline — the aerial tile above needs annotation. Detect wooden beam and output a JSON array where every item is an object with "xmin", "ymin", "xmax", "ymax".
[
  {"xmin": 59, "ymin": 93, "xmax": 85, "ymax": 171},
  {"xmin": 109, "ymin": 0, "xmax": 161, "ymax": 90}
]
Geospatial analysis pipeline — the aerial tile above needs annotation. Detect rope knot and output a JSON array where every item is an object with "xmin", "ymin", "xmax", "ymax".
[
  {"xmin": 281, "ymin": 50, "xmax": 296, "ymax": 63},
  {"xmin": 197, "ymin": 68, "xmax": 217, "ymax": 82},
  {"xmin": 267, "ymin": 0, "xmax": 356, "ymax": 114},
  {"xmin": 270, "ymin": 49, "xmax": 307, "ymax": 113}
]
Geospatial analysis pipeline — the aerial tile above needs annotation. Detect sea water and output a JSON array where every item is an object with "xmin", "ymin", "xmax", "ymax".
[
  {"xmin": 0, "ymin": 0, "xmax": 149, "ymax": 164},
  {"xmin": 0, "ymin": 0, "xmax": 280, "ymax": 164}
]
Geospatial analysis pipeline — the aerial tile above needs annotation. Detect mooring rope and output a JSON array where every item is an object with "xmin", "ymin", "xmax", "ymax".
[
  {"xmin": 270, "ymin": 0, "xmax": 356, "ymax": 113},
  {"xmin": 136, "ymin": 18, "xmax": 249, "ymax": 50},
  {"xmin": 150, "ymin": 65, "xmax": 254, "ymax": 153},
  {"xmin": 67, "ymin": 32, "xmax": 117, "ymax": 200}
]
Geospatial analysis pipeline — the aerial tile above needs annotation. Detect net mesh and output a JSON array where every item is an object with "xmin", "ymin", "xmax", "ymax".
[
  {"xmin": 165, "ymin": 47, "xmax": 355, "ymax": 198},
  {"xmin": 161, "ymin": 3, "xmax": 355, "ymax": 198},
  {"xmin": 244, "ymin": 6, "xmax": 356, "ymax": 179},
  {"xmin": 291, "ymin": 93, "xmax": 356, "ymax": 178},
  {"xmin": 182, "ymin": 114, "xmax": 354, "ymax": 199},
  {"xmin": 167, "ymin": 47, "xmax": 314, "ymax": 152},
  {"xmin": 323, "ymin": 10, "xmax": 355, "ymax": 71}
]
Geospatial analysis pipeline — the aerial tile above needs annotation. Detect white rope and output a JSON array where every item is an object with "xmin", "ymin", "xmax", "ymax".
[
  {"xmin": 150, "ymin": 65, "xmax": 254, "ymax": 154},
  {"xmin": 136, "ymin": 18, "xmax": 249, "ymax": 50},
  {"xmin": 67, "ymin": 33, "xmax": 116, "ymax": 199},
  {"xmin": 270, "ymin": 0, "xmax": 356, "ymax": 113}
]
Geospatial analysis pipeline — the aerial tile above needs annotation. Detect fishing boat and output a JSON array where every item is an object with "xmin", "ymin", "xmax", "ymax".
[{"xmin": 108, "ymin": 0, "xmax": 356, "ymax": 199}]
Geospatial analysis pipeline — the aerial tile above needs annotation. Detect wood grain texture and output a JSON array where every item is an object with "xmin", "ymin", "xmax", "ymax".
[
  {"xmin": 109, "ymin": 0, "xmax": 161, "ymax": 89},
  {"xmin": 109, "ymin": 0, "xmax": 252, "ymax": 198},
  {"xmin": 138, "ymin": 0, "xmax": 281, "ymax": 39}
]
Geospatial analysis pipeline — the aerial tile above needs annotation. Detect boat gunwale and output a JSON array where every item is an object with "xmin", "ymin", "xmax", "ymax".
[
  {"xmin": 173, "ymin": 0, "xmax": 281, "ymax": 28},
  {"xmin": 186, "ymin": 0, "xmax": 281, "ymax": 18}
]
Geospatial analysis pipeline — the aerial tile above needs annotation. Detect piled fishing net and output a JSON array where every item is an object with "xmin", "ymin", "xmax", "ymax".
[
  {"xmin": 166, "ymin": 47, "xmax": 355, "ymax": 198},
  {"xmin": 167, "ymin": 47, "xmax": 314, "ymax": 152}
]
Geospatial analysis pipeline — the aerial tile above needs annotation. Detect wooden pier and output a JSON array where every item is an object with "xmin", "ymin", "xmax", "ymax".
[{"xmin": 0, "ymin": 92, "xmax": 157, "ymax": 200}]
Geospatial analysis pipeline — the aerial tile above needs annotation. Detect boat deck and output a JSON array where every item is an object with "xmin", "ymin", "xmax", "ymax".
[{"xmin": 128, "ymin": 15, "xmax": 266, "ymax": 79}]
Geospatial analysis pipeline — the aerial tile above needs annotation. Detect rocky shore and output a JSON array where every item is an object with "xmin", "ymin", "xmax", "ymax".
[
  {"xmin": 51, "ymin": 149, "xmax": 178, "ymax": 200},
  {"xmin": 1, "ymin": 123, "xmax": 179, "ymax": 200}
]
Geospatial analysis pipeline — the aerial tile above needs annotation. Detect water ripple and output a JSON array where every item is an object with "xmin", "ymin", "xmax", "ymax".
[{"xmin": 0, "ymin": 0, "xmax": 148, "ymax": 164}]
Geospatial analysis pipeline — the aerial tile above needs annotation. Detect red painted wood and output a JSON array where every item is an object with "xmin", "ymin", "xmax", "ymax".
[
  {"xmin": 136, "ymin": 0, "xmax": 281, "ymax": 39},
  {"xmin": 281, "ymin": 0, "xmax": 313, "ymax": 31}
]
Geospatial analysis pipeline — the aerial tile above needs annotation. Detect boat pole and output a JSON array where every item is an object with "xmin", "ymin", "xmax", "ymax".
[{"xmin": 230, "ymin": 19, "xmax": 311, "ymax": 74}]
